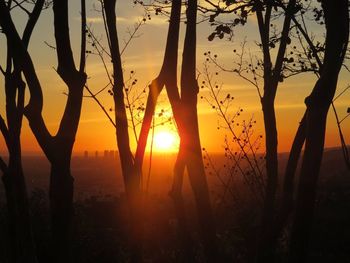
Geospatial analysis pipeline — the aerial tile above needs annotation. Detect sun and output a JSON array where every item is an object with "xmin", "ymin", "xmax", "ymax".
[{"xmin": 153, "ymin": 131, "xmax": 178, "ymax": 152}]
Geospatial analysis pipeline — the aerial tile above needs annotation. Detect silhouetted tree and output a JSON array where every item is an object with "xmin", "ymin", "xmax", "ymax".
[
  {"xmin": 176, "ymin": 1, "xmax": 218, "ymax": 260},
  {"xmin": 135, "ymin": 1, "xmax": 218, "ymax": 261},
  {"xmin": 133, "ymin": 0, "xmax": 197, "ymax": 260},
  {"xmin": 201, "ymin": 0, "xmax": 298, "ymax": 260},
  {"xmin": 288, "ymin": 0, "xmax": 349, "ymax": 262},
  {"xmin": 100, "ymin": 0, "xmax": 144, "ymax": 261},
  {"xmin": 0, "ymin": 0, "xmax": 87, "ymax": 262},
  {"xmin": 279, "ymin": 3, "xmax": 350, "ymax": 238},
  {"xmin": 85, "ymin": 0, "xmax": 184, "ymax": 260},
  {"xmin": 0, "ymin": 1, "xmax": 45, "ymax": 262}
]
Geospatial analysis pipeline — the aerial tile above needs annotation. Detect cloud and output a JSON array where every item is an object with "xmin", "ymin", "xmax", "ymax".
[
  {"xmin": 75, "ymin": 16, "xmax": 130, "ymax": 24},
  {"xmin": 85, "ymin": 15, "xmax": 168, "ymax": 26}
]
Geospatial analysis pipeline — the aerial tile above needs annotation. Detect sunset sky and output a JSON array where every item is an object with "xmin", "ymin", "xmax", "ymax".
[{"xmin": 0, "ymin": 0, "xmax": 349, "ymax": 155}]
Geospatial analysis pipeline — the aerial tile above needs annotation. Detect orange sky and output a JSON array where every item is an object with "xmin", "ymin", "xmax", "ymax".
[{"xmin": 0, "ymin": 1, "xmax": 349, "ymax": 156}]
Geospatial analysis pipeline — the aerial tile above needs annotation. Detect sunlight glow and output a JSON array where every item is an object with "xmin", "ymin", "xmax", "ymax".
[{"xmin": 153, "ymin": 131, "xmax": 178, "ymax": 152}]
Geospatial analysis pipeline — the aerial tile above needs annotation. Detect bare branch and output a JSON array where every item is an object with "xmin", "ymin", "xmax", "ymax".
[
  {"xmin": 79, "ymin": 0, "xmax": 86, "ymax": 73},
  {"xmin": 84, "ymin": 84, "xmax": 116, "ymax": 128},
  {"xmin": 0, "ymin": 114, "xmax": 10, "ymax": 150},
  {"xmin": 22, "ymin": 0, "xmax": 45, "ymax": 48},
  {"xmin": 0, "ymin": 156, "xmax": 8, "ymax": 174}
]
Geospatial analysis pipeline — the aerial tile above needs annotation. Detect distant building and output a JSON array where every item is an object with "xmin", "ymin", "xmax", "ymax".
[
  {"xmin": 95, "ymin": 151, "xmax": 99, "ymax": 158},
  {"xmin": 102, "ymin": 150, "xmax": 117, "ymax": 158},
  {"xmin": 84, "ymin": 150, "xmax": 89, "ymax": 158}
]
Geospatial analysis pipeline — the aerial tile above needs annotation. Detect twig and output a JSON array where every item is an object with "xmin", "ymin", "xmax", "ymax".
[{"xmin": 84, "ymin": 84, "xmax": 116, "ymax": 128}]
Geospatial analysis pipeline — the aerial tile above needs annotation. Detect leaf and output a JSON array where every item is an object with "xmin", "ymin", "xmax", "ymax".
[
  {"xmin": 221, "ymin": 25, "xmax": 231, "ymax": 34},
  {"xmin": 225, "ymin": 0, "xmax": 236, "ymax": 6},
  {"xmin": 286, "ymin": 36, "xmax": 291, "ymax": 45},
  {"xmin": 208, "ymin": 33, "xmax": 215, "ymax": 41},
  {"xmin": 209, "ymin": 14, "xmax": 216, "ymax": 22}
]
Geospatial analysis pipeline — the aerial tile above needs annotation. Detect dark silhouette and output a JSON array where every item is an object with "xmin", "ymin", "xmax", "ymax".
[
  {"xmin": 0, "ymin": 1, "xmax": 45, "ymax": 262},
  {"xmin": 91, "ymin": 1, "xmax": 187, "ymax": 260},
  {"xmin": 137, "ymin": 0, "xmax": 218, "ymax": 261},
  {"xmin": 279, "ymin": 3, "xmax": 350, "ymax": 240},
  {"xmin": 0, "ymin": 0, "xmax": 87, "ymax": 262},
  {"xmin": 201, "ymin": 1, "xmax": 297, "ymax": 260},
  {"xmin": 253, "ymin": 2, "xmax": 297, "ymax": 261},
  {"xmin": 0, "ymin": 0, "xmax": 348, "ymax": 262},
  {"xmin": 176, "ymin": 1, "xmax": 218, "ymax": 260},
  {"xmin": 289, "ymin": 1, "xmax": 349, "ymax": 262},
  {"xmin": 135, "ymin": 0, "xmax": 197, "ymax": 260},
  {"xmin": 101, "ymin": 0, "xmax": 143, "ymax": 261}
]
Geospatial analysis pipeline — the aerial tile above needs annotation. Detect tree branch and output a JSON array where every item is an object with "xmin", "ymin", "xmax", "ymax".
[
  {"xmin": 0, "ymin": 0, "xmax": 53, "ymax": 157},
  {"xmin": 0, "ymin": 156, "xmax": 8, "ymax": 174},
  {"xmin": 0, "ymin": 114, "xmax": 10, "ymax": 151},
  {"xmin": 134, "ymin": 0, "xmax": 182, "ymax": 172},
  {"xmin": 273, "ymin": 0, "xmax": 296, "ymax": 80},
  {"xmin": 53, "ymin": 0, "xmax": 78, "ymax": 82},
  {"xmin": 79, "ymin": 0, "xmax": 86, "ymax": 73},
  {"xmin": 22, "ymin": 0, "xmax": 45, "ymax": 48}
]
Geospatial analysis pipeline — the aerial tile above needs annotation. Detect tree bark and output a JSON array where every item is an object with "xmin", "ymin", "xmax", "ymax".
[
  {"xmin": 103, "ymin": 1, "xmax": 143, "ymax": 261},
  {"xmin": 255, "ymin": 1, "xmax": 296, "ymax": 261},
  {"xmin": 169, "ymin": 143, "xmax": 195, "ymax": 262},
  {"xmin": 2, "ymin": 155, "xmax": 37, "ymax": 263},
  {"xmin": 0, "ymin": 1, "xmax": 45, "ymax": 262},
  {"xmin": 179, "ymin": 1, "xmax": 218, "ymax": 261},
  {"xmin": 134, "ymin": 0, "xmax": 182, "ymax": 171},
  {"xmin": 256, "ymin": 94, "xmax": 279, "ymax": 261},
  {"xmin": 0, "ymin": 1, "xmax": 86, "ymax": 261},
  {"xmin": 288, "ymin": 1, "xmax": 349, "ymax": 262},
  {"xmin": 49, "ymin": 163, "xmax": 74, "ymax": 262},
  {"xmin": 272, "ymin": 113, "xmax": 306, "ymax": 241}
]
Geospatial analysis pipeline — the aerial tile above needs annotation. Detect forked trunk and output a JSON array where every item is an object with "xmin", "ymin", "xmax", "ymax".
[
  {"xmin": 288, "ymin": 1, "xmax": 349, "ymax": 261},
  {"xmin": 274, "ymin": 114, "xmax": 306, "ymax": 239},
  {"xmin": 288, "ymin": 107, "xmax": 328, "ymax": 263},
  {"xmin": 0, "ymin": 1, "xmax": 44, "ymax": 261},
  {"xmin": 0, "ymin": 0, "xmax": 86, "ymax": 261},
  {"xmin": 179, "ymin": 1, "xmax": 218, "ymax": 260},
  {"xmin": 255, "ymin": 1, "xmax": 296, "ymax": 260},
  {"xmin": 169, "ymin": 141, "xmax": 195, "ymax": 262}
]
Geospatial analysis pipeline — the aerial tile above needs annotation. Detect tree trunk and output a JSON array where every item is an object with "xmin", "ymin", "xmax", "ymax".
[
  {"xmin": 179, "ymin": 1, "xmax": 218, "ymax": 260},
  {"xmin": 103, "ymin": 1, "xmax": 143, "ymax": 261},
  {"xmin": 288, "ymin": 107, "xmax": 328, "ymax": 263},
  {"xmin": 255, "ymin": 1, "xmax": 296, "ymax": 260},
  {"xmin": 1, "ymin": 75, "xmax": 37, "ymax": 263},
  {"xmin": 288, "ymin": 1, "xmax": 349, "ymax": 261},
  {"xmin": 256, "ymin": 94, "xmax": 279, "ymax": 262},
  {"xmin": 0, "ymin": 0, "xmax": 86, "ymax": 262},
  {"xmin": 49, "ymin": 162, "xmax": 74, "ymax": 263},
  {"xmin": 184, "ymin": 105, "xmax": 218, "ymax": 261},
  {"xmin": 169, "ymin": 143, "xmax": 195, "ymax": 262},
  {"xmin": 274, "ymin": 113, "xmax": 306, "ymax": 239},
  {"xmin": 2, "ymin": 155, "xmax": 37, "ymax": 263}
]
